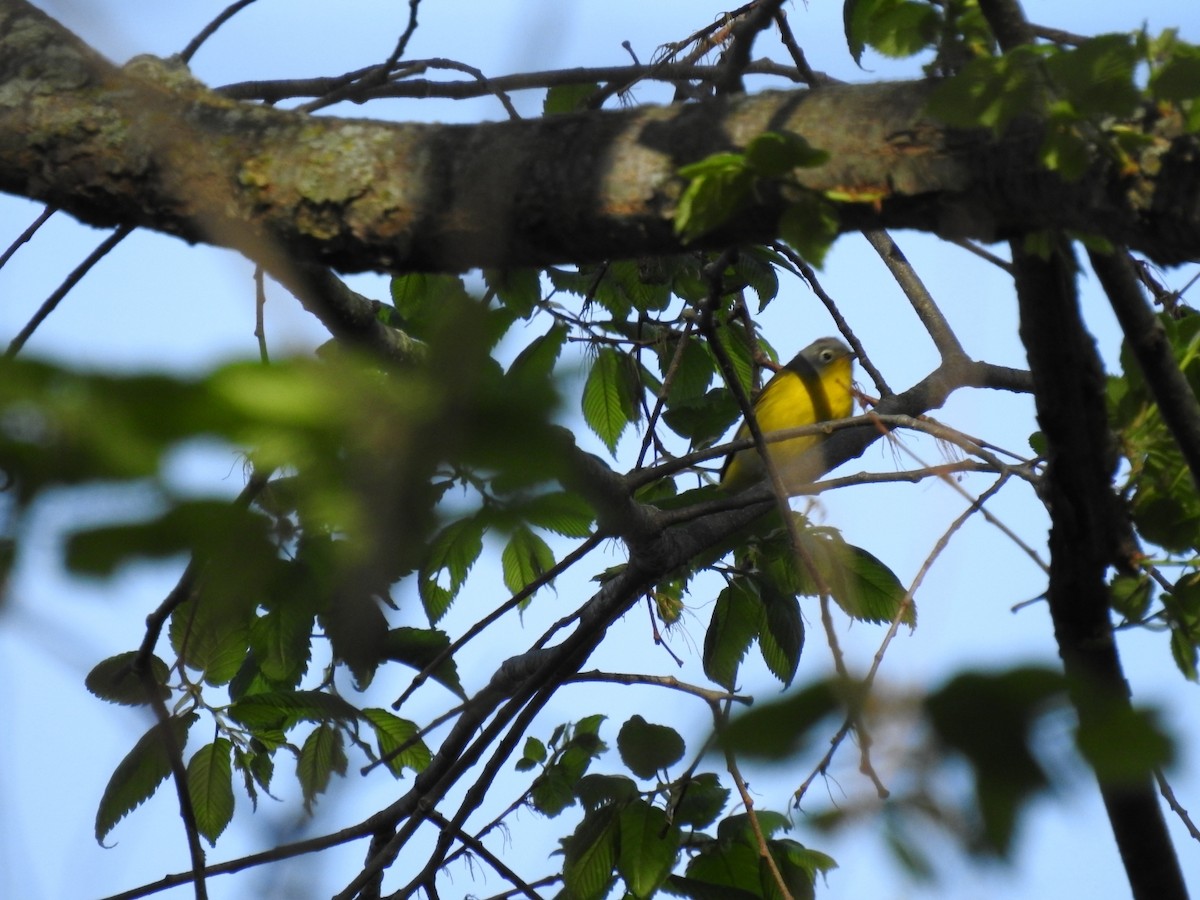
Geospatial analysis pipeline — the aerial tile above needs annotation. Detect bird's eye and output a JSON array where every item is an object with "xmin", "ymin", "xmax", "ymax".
[{"xmin": 820, "ymin": 349, "xmax": 834, "ymax": 362}]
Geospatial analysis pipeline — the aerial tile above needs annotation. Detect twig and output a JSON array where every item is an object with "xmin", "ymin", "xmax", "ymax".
[
  {"xmin": 6, "ymin": 226, "xmax": 132, "ymax": 358},
  {"xmin": 567, "ymin": 670, "xmax": 753, "ymax": 705},
  {"xmin": 0, "ymin": 206, "xmax": 54, "ymax": 271},
  {"xmin": 179, "ymin": 0, "xmax": 259, "ymax": 63}
]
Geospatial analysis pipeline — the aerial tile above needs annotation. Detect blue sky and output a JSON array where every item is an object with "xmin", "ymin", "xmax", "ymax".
[{"xmin": 1, "ymin": 3, "xmax": 1198, "ymax": 899}]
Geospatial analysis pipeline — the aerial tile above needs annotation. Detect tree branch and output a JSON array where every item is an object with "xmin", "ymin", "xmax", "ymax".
[
  {"xmin": 1013, "ymin": 237, "xmax": 1188, "ymax": 900},
  {"xmin": 2, "ymin": 0, "xmax": 1199, "ymax": 275}
]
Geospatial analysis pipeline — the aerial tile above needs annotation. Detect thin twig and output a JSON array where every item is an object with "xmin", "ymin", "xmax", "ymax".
[
  {"xmin": 0, "ymin": 206, "xmax": 54, "ymax": 271},
  {"xmin": 6, "ymin": 226, "xmax": 132, "ymax": 358},
  {"xmin": 179, "ymin": 0, "xmax": 260, "ymax": 63}
]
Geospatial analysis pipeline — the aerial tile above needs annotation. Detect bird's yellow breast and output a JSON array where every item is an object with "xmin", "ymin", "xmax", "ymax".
[{"xmin": 720, "ymin": 353, "xmax": 853, "ymax": 492}]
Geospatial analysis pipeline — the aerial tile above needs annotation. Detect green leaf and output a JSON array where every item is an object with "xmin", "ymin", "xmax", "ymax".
[
  {"xmin": 744, "ymin": 132, "xmax": 829, "ymax": 177},
  {"xmin": 85, "ymin": 651, "xmax": 171, "ymax": 707},
  {"xmin": 757, "ymin": 585, "xmax": 804, "ymax": 687},
  {"xmin": 582, "ymin": 347, "xmax": 638, "ymax": 454},
  {"xmin": 670, "ymin": 772, "xmax": 730, "ymax": 829},
  {"xmin": 506, "ymin": 324, "xmax": 566, "ymax": 392},
  {"xmin": 362, "ymin": 707, "xmax": 431, "ymax": 776},
  {"xmin": 297, "ymin": 722, "xmax": 348, "ymax": 814},
  {"xmin": 485, "ymin": 267, "xmax": 543, "ymax": 317},
  {"xmin": 703, "ymin": 579, "xmax": 762, "ymax": 690},
  {"xmin": 779, "ymin": 195, "xmax": 840, "ymax": 268},
  {"xmin": 576, "ymin": 773, "xmax": 639, "ymax": 809},
  {"xmin": 249, "ymin": 600, "xmax": 314, "ymax": 689},
  {"xmin": 617, "ymin": 715, "xmax": 686, "ymax": 779},
  {"xmin": 544, "ymin": 82, "xmax": 599, "ymax": 115},
  {"xmin": 561, "ymin": 806, "xmax": 620, "ymax": 900},
  {"xmin": 845, "ymin": 0, "xmax": 939, "ymax": 63},
  {"xmin": 925, "ymin": 667, "xmax": 1065, "ymax": 854},
  {"xmin": 685, "ymin": 838, "xmax": 763, "ymax": 897},
  {"xmin": 799, "ymin": 533, "xmax": 915, "ymax": 626},
  {"xmin": 519, "ymin": 490, "xmax": 596, "ymax": 538},
  {"xmin": 722, "ymin": 680, "xmax": 846, "ymax": 759},
  {"xmin": 675, "ymin": 153, "xmax": 754, "ymax": 243},
  {"xmin": 187, "ymin": 739, "xmax": 235, "ymax": 846},
  {"xmin": 1044, "ymin": 34, "xmax": 1140, "ymax": 118},
  {"xmin": 1109, "ymin": 572, "xmax": 1153, "ymax": 620},
  {"xmin": 927, "ymin": 47, "xmax": 1047, "ymax": 131},
  {"xmin": 517, "ymin": 736, "xmax": 548, "ymax": 771},
  {"xmin": 95, "ymin": 713, "xmax": 198, "ymax": 844},
  {"xmin": 1152, "ymin": 44, "xmax": 1200, "ymax": 105},
  {"xmin": 419, "ymin": 515, "xmax": 487, "ymax": 623},
  {"xmin": 501, "ymin": 524, "xmax": 556, "ymax": 597},
  {"xmin": 769, "ymin": 838, "xmax": 838, "ymax": 900},
  {"xmin": 381, "ymin": 627, "xmax": 465, "ymax": 699},
  {"xmin": 618, "ymin": 800, "xmax": 682, "ymax": 899},
  {"xmin": 389, "ymin": 273, "xmax": 472, "ymax": 341},
  {"xmin": 228, "ymin": 689, "xmax": 360, "ymax": 732}
]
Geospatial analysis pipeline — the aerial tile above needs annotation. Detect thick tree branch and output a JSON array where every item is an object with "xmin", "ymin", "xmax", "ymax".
[
  {"xmin": 2, "ymin": 0, "xmax": 1199, "ymax": 276},
  {"xmin": 1014, "ymin": 239, "xmax": 1188, "ymax": 900}
]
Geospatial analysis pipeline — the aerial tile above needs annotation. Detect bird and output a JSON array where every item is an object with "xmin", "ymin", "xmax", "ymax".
[{"xmin": 719, "ymin": 336, "xmax": 855, "ymax": 493}]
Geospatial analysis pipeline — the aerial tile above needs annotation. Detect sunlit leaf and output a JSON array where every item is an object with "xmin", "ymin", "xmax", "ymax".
[
  {"xmin": 187, "ymin": 739, "xmax": 234, "ymax": 846},
  {"xmin": 363, "ymin": 708, "xmax": 431, "ymax": 777},
  {"xmin": 618, "ymin": 800, "xmax": 681, "ymax": 899}
]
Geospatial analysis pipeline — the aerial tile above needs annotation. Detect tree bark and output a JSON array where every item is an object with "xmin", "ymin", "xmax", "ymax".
[{"xmin": 1, "ymin": 0, "xmax": 1198, "ymax": 275}]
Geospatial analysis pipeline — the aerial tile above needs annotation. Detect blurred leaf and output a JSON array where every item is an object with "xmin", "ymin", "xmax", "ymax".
[
  {"xmin": 95, "ymin": 713, "xmax": 198, "ymax": 844},
  {"xmin": 744, "ymin": 132, "xmax": 829, "ymax": 177},
  {"xmin": 85, "ymin": 651, "xmax": 171, "ymax": 707},
  {"xmin": 390, "ymin": 273, "xmax": 472, "ymax": 341},
  {"xmin": 722, "ymin": 680, "xmax": 846, "ymax": 760},
  {"xmin": 187, "ymin": 739, "xmax": 234, "ymax": 846},
  {"xmin": 925, "ymin": 667, "xmax": 1065, "ymax": 855},
  {"xmin": 517, "ymin": 736, "xmax": 548, "ymax": 772},
  {"xmin": 617, "ymin": 715, "xmax": 686, "ymax": 779}
]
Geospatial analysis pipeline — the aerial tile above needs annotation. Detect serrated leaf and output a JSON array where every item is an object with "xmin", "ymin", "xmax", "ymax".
[
  {"xmin": 520, "ymin": 736, "xmax": 548, "ymax": 767},
  {"xmin": 520, "ymin": 490, "xmax": 595, "ymax": 538},
  {"xmin": 675, "ymin": 155, "xmax": 753, "ymax": 244},
  {"xmin": 228, "ymin": 689, "xmax": 360, "ymax": 732},
  {"xmin": 419, "ymin": 515, "xmax": 486, "ymax": 623},
  {"xmin": 685, "ymin": 839, "xmax": 762, "ymax": 896},
  {"xmin": 617, "ymin": 715, "xmax": 686, "ymax": 779},
  {"xmin": 249, "ymin": 601, "xmax": 313, "ymax": 689},
  {"xmin": 85, "ymin": 651, "xmax": 171, "ymax": 707},
  {"xmin": 362, "ymin": 708, "xmax": 431, "ymax": 776},
  {"xmin": 704, "ymin": 579, "xmax": 762, "ymax": 690},
  {"xmin": 582, "ymin": 347, "xmax": 637, "ymax": 454},
  {"xmin": 381, "ymin": 627, "xmax": 464, "ymax": 699},
  {"xmin": 297, "ymin": 723, "xmax": 347, "ymax": 814},
  {"xmin": 501, "ymin": 524, "xmax": 556, "ymax": 597},
  {"xmin": 96, "ymin": 713, "xmax": 198, "ymax": 843},
  {"xmin": 803, "ymin": 534, "xmax": 915, "ymax": 626},
  {"xmin": 758, "ymin": 585, "xmax": 804, "ymax": 687},
  {"xmin": 562, "ymin": 806, "xmax": 620, "ymax": 900},
  {"xmin": 187, "ymin": 739, "xmax": 234, "ymax": 846},
  {"xmin": 618, "ymin": 800, "xmax": 681, "ymax": 899}
]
